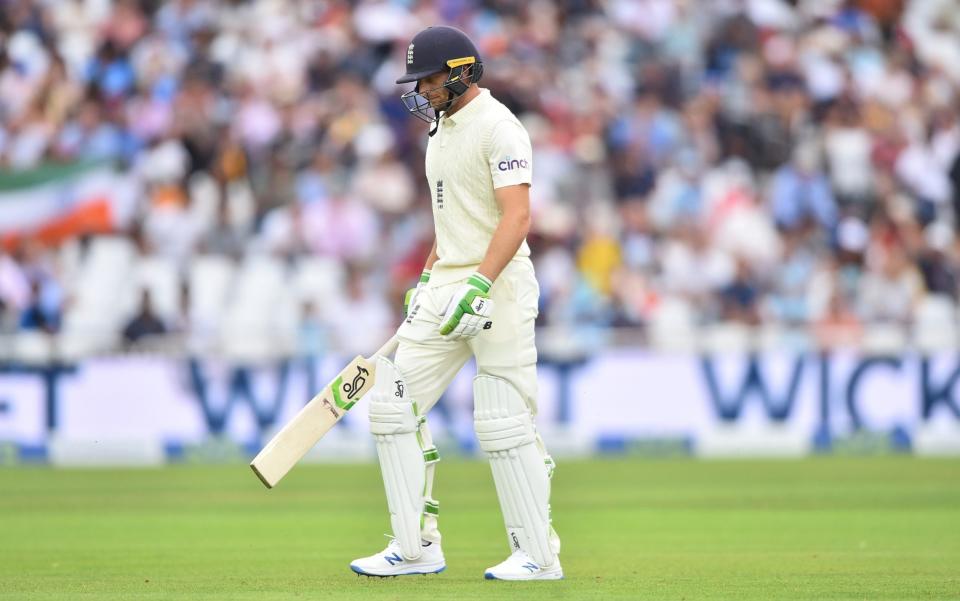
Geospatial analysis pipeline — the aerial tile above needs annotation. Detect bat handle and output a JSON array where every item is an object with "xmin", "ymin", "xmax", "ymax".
[{"xmin": 372, "ymin": 335, "xmax": 400, "ymax": 360}]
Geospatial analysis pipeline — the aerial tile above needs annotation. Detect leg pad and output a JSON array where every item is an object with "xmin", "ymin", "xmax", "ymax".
[
  {"xmin": 369, "ymin": 356, "xmax": 425, "ymax": 560},
  {"xmin": 474, "ymin": 375, "xmax": 558, "ymax": 567}
]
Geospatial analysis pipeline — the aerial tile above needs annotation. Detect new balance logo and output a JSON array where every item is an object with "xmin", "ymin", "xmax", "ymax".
[
  {"xmin": 384, "ymin": 553, "xmax": 403, "ymax": 566},
  {"xmin": 522, "ymin": 562, "xmax": 539, "ymax": 573},
  {"xmin": 407, "ymin": 44, "xmax": 415, "ymax": 65},
  {"xmin": 436, "ymin": 179, "xmax": 444, "ymax": 209}
]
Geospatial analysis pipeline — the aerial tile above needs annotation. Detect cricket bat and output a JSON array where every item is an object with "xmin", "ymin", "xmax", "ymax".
[{"xmin": 250, "ymin": 336, "xmax": 399, "ymax": 488}]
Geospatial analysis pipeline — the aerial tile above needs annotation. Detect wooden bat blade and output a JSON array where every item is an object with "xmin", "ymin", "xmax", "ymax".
[{"xmin": 250, "ymin": 354, "xmax": 376, "ymax": 488}]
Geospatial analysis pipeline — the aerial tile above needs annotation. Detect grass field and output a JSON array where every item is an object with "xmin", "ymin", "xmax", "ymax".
[{"xmin": 0, "ymin": 457, "xmax": 958, "ymax": 600}]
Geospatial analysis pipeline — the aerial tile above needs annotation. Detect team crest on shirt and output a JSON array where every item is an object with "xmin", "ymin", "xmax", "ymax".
[{"xmin": 407, "ymin": 43, "xmax": 415, "ymax": 65}]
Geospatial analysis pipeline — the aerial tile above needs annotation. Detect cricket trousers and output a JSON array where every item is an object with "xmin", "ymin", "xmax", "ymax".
[{"xmin": 393, "ymin": 259, "xmax": 552, "ymax": 544}]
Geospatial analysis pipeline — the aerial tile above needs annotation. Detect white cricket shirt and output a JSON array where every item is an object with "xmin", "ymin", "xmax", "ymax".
[{"xmin": 424, "ymin": 88, "xmax": 533, "ymax": 286}]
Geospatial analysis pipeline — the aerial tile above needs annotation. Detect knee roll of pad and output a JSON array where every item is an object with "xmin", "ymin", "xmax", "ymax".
[
  {"xmin": 474, "ymin": 375, "xmax": 557, "ymax": 568},
  {"xmin": 368, "ymin": 356, "xmax": 425, "ymax": 560}
]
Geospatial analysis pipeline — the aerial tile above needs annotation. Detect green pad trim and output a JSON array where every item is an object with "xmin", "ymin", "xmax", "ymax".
[{"xmin": 423, "ymin": 447, "xmax": 440, "ymax": 463}]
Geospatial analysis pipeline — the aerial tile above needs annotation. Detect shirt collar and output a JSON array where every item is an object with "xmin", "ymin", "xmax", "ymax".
[{"xmin": 442, "ymin": 88, "xmax": 488, "ymax": 128}]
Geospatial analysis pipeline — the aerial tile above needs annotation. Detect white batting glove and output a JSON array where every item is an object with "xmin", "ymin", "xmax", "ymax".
[{"xmin": 438, "ymin": 272, "xmax": 494, "ymax": 340}]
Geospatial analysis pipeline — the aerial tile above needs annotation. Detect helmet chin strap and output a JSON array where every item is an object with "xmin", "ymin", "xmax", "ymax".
[{"xmin": 429, "ymin": 89, "xmax": 457, "ymax": 137}]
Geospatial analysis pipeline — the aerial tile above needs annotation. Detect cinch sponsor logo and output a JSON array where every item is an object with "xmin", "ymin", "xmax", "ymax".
[{"xmin": 498, "ymin": 156, "xmax": 529, "ymax": 171}]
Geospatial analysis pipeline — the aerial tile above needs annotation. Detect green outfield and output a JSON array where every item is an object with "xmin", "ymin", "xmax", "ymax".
[{"xmin": 0, "ymin": 457, "xmax": 958, "ymax": 600}]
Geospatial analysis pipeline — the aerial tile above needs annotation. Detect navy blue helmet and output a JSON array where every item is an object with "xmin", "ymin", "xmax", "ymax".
[{"xmin": 397, "ymin": 26, "xmax": 484, "ymax": 134}]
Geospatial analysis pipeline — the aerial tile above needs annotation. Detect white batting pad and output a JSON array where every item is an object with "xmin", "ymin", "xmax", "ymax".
[
  {"xmin": 474, "ymin": 375, "xmax": 559, "ymax": 567},
  {"xmin": 368, "ymin": 356, "xmax": 425, "ymax": 560}
]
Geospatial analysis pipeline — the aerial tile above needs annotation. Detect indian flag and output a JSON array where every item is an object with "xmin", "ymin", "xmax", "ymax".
[{"xmin": 0, "ymin": 161, "xmax": 140, "ymax": 247}]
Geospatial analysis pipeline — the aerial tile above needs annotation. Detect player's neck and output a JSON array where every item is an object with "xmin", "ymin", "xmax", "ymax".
[{"xmin": 445, "ymin": 85, "xmax": 480, "ymax": 117}]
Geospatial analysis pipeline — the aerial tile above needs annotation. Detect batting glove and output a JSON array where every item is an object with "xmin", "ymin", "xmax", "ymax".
[
  {"xmin": 404, "ymin": 269, "xmax": 431, "ymax": 320},
  {"xmin": 438, "ymin": 273, "xmax": 494, "ymax": 340}
]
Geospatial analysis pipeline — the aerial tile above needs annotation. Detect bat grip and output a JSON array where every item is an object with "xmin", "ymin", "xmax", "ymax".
[{"xmin": 372, "ymin": 335, "xmax": 400, "ymax": 360}]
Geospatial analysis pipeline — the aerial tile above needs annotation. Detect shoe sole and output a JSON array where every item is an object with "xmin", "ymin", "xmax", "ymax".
[
  {"xmin": 351, "ymin": 564, "xmax": 446, "ymax": 577},
  {"xmin": 484, "ymin": 570, "xmax": 564, "ymax": 581}
]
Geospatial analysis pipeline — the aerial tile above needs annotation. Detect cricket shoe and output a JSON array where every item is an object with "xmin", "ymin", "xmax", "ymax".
[
  {"xmin": 484, "ymin": 549, "xmax": 563, "ymax": 581},
  {"xmin": 350, "ymin": 537, "xmax": 445, "ymax": 577}
]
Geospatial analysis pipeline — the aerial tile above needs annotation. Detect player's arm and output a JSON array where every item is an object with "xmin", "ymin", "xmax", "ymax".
[
  {"xmin": 424, "ymin": 237, "xmax": 438, "ymax": 270},
  {"xmin": 439, "ymin": 120, "xmax": 533, "ymax": 338},
  {"xmin": 437, "ymin": 188, "xmax": 529, "ymax": 337},
  {"xmin": 477, "ymin": 184, "xmax": 530, "ymax": 282}
]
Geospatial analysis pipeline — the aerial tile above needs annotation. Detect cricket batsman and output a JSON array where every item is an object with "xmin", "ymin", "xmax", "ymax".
[{"xmin": 349, "ymin": 25, "xmax": 562, "ymax": 580}]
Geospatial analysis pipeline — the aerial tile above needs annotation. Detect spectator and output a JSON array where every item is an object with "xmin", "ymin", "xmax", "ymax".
[
  {"xmin": 0, "ymin": 250, "xmax": 30, "ymax": 321},
  {"xmin": 858, "ymin": 247, "xmax": 924, "ymax": 324},
  {"xmin": 814, "ymin": 290, "xmax": 864, "ymax": 349},
  {"xmin": 0, "ymin": 0, "xmax": 957, "ymax": 356},
  {"xmin": 19, "ymin": 280, "xmax": 60, "ymax": 334},
  {"xmin": 718, "ymin": 258, "xmax": 760, "ymax": 325},
  {"xmin": 201, "ymin": 199, "xmax": 247, "ymax": 259},
  {"xmin": 123, "ymin": 289, "xmax": 167, "ymax": 344},
  {"xmin": 917, "ymin": 222, "xmax": 959, "ymax": 300},
  {"xmin": 823, "ymin": 100, "xmax": 875, "ymax": 207},
  {"xmin": 770, "ymin": 143, "xmax": 838, "ymax": 233}
]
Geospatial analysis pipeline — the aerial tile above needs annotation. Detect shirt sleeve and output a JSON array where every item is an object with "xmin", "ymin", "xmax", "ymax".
[{"xmin": 488, "ymin": 119, "xmax": 533, "ymax": 189}]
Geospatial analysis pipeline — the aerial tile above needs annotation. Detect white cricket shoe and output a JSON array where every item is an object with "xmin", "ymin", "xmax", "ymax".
[
  {"xmin": 350, "ymin": 537, "xmax": 445, "ymax": 577},
  {"xmin": 484, "ymin": 549, "xmax": 563, "ymax": 581}
]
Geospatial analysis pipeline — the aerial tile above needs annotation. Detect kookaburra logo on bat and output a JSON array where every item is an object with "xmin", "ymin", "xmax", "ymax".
[{"xmin": 342, "ymin": 366, "xmax": 370, "ymax": 400}]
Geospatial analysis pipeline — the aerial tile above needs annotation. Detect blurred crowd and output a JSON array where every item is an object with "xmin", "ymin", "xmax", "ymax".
[{"xmin": 3, "ymin": 0, "xmax": 960, "ymax": 355}]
